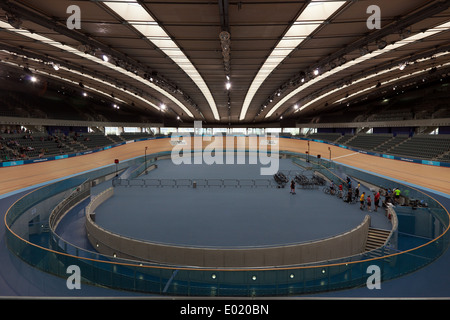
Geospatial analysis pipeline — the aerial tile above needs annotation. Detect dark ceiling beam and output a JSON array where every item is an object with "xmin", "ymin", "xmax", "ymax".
[
  {"xmin": 265, "ymin": 0, "xmax": 450, "ymax": 122},
  {"xmin": 218, "ymin": 0, "xmax": 232, "ymax": 125},
  {"xmin": 0, "ymin": 43, "xmax": 166, "ymax": 114},
  {"xmin": 0, "ymin": 0, "xmax": 147, "ymax": 75},
  {"xmin": 269, "ymin": 39, "xmax": 450, "ymax": 122},
  {"xmin": 218, "ymin": 0, "xmax": 229, "ymax": 33},
  {"xmin": 0, "ymin": 0, "xmax": 200, "ymax": 120},
  {"xmin": 311, "ymin": 0, "xmax": 450, "ymax": 71},
  {"xmin": 288, "ymin": 59, "xmax": 450, "ymax": 121}
]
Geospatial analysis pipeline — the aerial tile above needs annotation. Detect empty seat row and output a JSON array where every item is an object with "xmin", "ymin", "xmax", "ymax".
[{"xmin": 346, "ymin": 135, "xmax": 391, "ymax": 150}]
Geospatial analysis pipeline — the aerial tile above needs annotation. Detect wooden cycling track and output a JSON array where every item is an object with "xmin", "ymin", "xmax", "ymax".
[{"xmin": 0, "ymin": 137, "xmax": 449, "ymax": 196}]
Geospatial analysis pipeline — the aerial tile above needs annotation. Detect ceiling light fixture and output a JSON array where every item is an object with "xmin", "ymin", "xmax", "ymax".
[
  {"xmin": 266, "ymin": 20, "xmax": 450, "ymax": 118},
  {"xmin": 101, "ymin": 0, "xmax": 219, "ymax": 120},
  {"xmin": 0, "ymin": 51, "xmax": 170, "ymax": 113},
  {"xmin": 0, "ymin": 20, "xmax": 193, "ymax": 118},
  {"xmin": 377, "ymin": 40, "xmax": 387, "ymax": 50},
  {"xmin": 335, "ymin": 62, "xmax": 450, "ymax": 103},
  {"xmin": 5, "ymin": 13, "xmax": 22, "ymax": 29},
  {"xmin": 306, "ymin": 53, "xmax": 450, "ymax": 110},
  {"xmin": 239, "ymin": 0, "xmax": 346, "ymax": 121}
]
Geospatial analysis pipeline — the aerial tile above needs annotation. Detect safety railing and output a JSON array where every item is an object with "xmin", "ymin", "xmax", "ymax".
[
  {"xmin": 48, "ymin": 179, "xmax": 91, "ymax": 231},
  {"xmin": 4, "ymin": 150, "xmax": 450, "ymax": 296},
  {"xmin": 112, "ymin": 177, "xmax": 280, "ymax": 188}
]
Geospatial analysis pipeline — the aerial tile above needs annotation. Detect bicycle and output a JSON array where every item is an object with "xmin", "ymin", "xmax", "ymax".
[{"xmin": 323, "ymin": 186, "xmax": 336, "ymax": 195}]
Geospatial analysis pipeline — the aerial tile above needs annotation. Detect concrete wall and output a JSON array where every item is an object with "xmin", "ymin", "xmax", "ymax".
[{"xmin": 86, "ymin": 187, "xmax": 371, "ymax": 267}]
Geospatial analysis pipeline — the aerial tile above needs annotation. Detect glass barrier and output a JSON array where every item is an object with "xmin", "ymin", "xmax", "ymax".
[{"xmin": 4, "ymin": 150, "xmax": 450, "ymax": 296}]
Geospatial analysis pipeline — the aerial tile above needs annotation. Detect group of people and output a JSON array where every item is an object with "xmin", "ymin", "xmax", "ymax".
[
  {"xmin": 385, "ymin": 187, "xmax": 402, "ymax": 205},
  {"xmin": 358, "ymin": 190, "xmax": 382, "ymax": 212},
  {"xmin": 0, "ymin": 137, "xmax": 33, "ymax": 160},
  {"xmin": 333, "ymin": 177, "xmax": 388, "ymax": 213},
  {"xmin": 0, "ymin": 131, "xmax": 69, "ymax": 162},
  {"xmin": 289, "ymin": 175, "xmax": 402, "ymax": 214}
]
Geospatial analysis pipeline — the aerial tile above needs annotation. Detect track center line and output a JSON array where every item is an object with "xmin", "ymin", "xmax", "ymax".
[{"xmin": 331, "ymin": 152, "xmax": 360, "ymax": 161}]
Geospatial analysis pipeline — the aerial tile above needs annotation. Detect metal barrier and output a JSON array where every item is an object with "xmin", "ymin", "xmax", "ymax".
[
  {"xmin": 112, "ymin": 178, "xmax": 279, "ymax": 188},
  {"xmin": 4, "ymin": 150, "xmax": 450, "ymax": 297}
]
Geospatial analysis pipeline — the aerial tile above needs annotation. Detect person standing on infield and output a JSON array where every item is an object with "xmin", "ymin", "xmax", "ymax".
[
  {"xmin": 374, "ymin": 191, "xmax": 380, "ymax": 212},
  {"xmin": 360, "ymin": 192, "xmax": 365, "ymax": 210}
]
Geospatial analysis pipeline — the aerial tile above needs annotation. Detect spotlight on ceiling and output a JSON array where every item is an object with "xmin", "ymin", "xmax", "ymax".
[
  {"xmin": 102, "ymin": 54, "xmax": 109, "ymax": 62},
  {"xmin": 399, "ymin": 29, "xmax": 411, "ymax": 40},
  {"xmin": 226, "ymin": 82, "xmax": 231, "ymax": 90},
  {"xmin": 6, "ymin": 13, "xmax": 23, "ymax": 29},
  {"xmin": 377, "ymin": 40, "xmax": 387, "ymax": 50},
  {"xmin": 360, "ymin": 46, "xmax": 369, "ymax": 56}
]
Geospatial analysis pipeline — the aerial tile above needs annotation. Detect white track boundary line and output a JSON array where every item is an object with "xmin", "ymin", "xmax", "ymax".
[{"xmin": 331, "ymin": 152, "xmax": 360, "ymax": 161}]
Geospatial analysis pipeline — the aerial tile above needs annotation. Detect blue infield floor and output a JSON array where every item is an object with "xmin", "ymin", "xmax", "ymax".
[{"xmin": 1, "ymin": 156, "xmax": 450, "ymax": 298}]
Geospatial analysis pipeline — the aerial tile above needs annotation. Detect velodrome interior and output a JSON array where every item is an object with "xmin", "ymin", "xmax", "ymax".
[{"xmin": 1, "ymin": 0, "xmax": 450, "ymax": 299}]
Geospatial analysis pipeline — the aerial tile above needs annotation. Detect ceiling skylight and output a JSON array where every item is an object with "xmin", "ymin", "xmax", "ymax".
[
  {"xmin": 239, "ymin": 0, "xmax": 347, "ymax": 121},
  {"xmin": 266, "ymin": 20, "xmax": 450, "ymax": 117},
  {"xmin": 333, "ymin": 52, "xmax": 450, "ymax": 104},
  {"xmin": 101, "ymin": 0, "xmax": 220, "ymax": 121},
  {"xmin": 0, "ymin": 50, "xmax": 168, "ymax": 113},
  {"xmin": 296, "ymin": 52, "xmax": 450, "ymax": 112},
  {"xmin": 0, "ymin": 19, "xmax": 194, "ymax": 118}
]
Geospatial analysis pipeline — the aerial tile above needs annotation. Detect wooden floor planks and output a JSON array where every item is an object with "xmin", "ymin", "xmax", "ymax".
[{"xmin": 0, "ymin": 137, "xmax": 448, "ymax": 196}]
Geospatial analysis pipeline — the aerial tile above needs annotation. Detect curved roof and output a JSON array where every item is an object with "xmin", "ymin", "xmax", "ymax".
[{"xmin": 0, "ymin": 0, "xmax": 449, "ymax": 126}]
